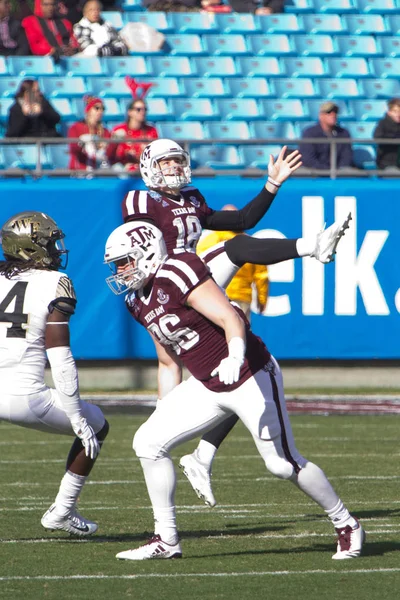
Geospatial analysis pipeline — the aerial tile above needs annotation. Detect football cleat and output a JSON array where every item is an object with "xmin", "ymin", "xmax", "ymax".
[
  {"xmin": 179, "ymin": 453, "xmax": 216, "ymax": 508},
  {"xmin": 332, "ymin": 518, "xmax": 365, "ymax": 560},
  {"xmin": 116, "ymin": 535, "xmax": 182, "ymax": 561},
  {"xmin": 311, "ymin": 212, "xmax": 352, "ymax": 264},
  {"xmin": 41, "ymin": 503, "xmax": 98, "ymax": 537}
]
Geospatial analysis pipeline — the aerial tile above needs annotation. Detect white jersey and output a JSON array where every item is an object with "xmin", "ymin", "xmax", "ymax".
[{"xmin": 0, "ymin": 269, "xmax": 76, "ymax": 394}]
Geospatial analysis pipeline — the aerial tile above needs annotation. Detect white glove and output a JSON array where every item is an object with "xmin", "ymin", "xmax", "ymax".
[
  {"xmin": 211, "ymin": 337, "xmax": 246, "ymax": 386},
  {"xmin": 71, "ymin": 417, "xmax": 100, "ymax": 460}
]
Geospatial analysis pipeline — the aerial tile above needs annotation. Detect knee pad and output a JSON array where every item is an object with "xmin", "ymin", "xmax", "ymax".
[{"xmin": 264, "ymin": 454, "xmax": 294, "ymax": 480}]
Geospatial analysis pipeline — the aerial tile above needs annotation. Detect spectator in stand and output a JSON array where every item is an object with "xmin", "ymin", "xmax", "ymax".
[
  {"xmin": 22, "ymin": 0, "xmax": 80, "ymax": 59},
  {"xmin": 108, "ymin": 77, "xmax": 158, "ymax": 173},
  {"xmin": 68, "ymin": 95, "xmax": 113, "ymax": 170},
  {"xmin": 5, "ymin": 79, "xmax": 61, "ymax": 138},
  {"xmin": 299, "ymin": 101, "xmax": 354, "ymax": 171},
  {"xmin": 0, "ymin": 0, "xmax": 30, "ymax": 55},
  {"xmin": 73, "ymin": 0, "xmax": 127, "ymax": 57},
  {"xmin": 197, "ymin": 205, "xmax": 269, "ymax": 321},
  {"xmin": 56, "ymin": 0, "xmax": 84, "ymax": 26},
  {"xmin": 373, "ymin": 98, "xmax": 400, "ymax": 171},
  {"xmin": 229, "ymin": 0, "xmax": 284, "ymax": 14}
]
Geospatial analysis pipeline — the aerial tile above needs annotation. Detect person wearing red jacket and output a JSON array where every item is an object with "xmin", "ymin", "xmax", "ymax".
[
  {"xmin": 22, "ymin": 0, "xmax": 79, "ymax": 59},
  {"xmin": 68, "ymin": 96, "xmax": 112, "ymax": 171}
]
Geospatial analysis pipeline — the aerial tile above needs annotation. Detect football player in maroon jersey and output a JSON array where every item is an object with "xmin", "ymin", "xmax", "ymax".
[
  {"xmin": 104, "ymin": 220, "xmax": 364, "ymax": 562},
  {"xmin": 122, "ymin": 138, "xmax": 352, "ymax": 509}
]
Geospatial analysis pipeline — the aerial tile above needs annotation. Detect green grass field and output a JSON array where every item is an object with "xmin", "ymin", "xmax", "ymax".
[{"xmin": 1, "ymin": 411, "xmax": 399, "ymax": 600}]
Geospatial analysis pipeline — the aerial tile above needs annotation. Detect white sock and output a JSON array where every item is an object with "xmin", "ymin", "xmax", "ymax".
[
  {"xmin": 326, "ymin": 499, "xmax": 357, "ymax": 529},
  {"xmin": 54, "ymin": 470, "xmax": 86, "ymax": 517},
  {"xmin": 140, "ymin": 456, "xmax": 179, "ymax": 545},
  {"xmin": 296, "ymin": 236, "xmax": 317, "ymax": 257},
  {"xmin": 194, "ymin": 440, "xmax": 217, "ymax": 472}
]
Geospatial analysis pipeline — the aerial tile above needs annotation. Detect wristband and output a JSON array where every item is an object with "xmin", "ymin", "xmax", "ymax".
[{"xmin": 267, "ymin": 177, "xmax": 281, "ymax": 188}]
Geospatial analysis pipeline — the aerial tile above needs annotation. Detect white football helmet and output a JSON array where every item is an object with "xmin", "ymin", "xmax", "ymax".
[
  {"xmin": 140, "ymin": 138, "xmax": 191, "ymax": 191},
  {"xmin": 104, "ymin": 221, "xmax": 167, "ymax": 295}
]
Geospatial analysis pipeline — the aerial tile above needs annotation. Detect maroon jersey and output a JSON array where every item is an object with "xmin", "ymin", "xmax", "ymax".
[
  {"xmin": 121, "ymin": 187, "xmax": 214, "ymax": 255},
  {"xmin": 125, "ymin": 253, "xmax": 270, "ymax": 393}
]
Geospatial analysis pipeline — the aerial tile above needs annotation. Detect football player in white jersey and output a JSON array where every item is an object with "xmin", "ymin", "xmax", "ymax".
[
  {"xmin": 0, "ymin": 211, "xmax": 109, "ymax": 536},
  {"xmin": 104, "ymin": 220, "xmax": 365, "ymax": 562}
]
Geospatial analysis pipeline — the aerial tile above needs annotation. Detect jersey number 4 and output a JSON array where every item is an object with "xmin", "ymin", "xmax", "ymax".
[{"xmin": 0, "ymin": 282, "xmax": 28, "ymax": 338}]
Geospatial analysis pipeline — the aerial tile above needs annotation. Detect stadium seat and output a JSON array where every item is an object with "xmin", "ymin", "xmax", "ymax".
[
  {"xmin": 195, "ymin": 56, "xmax": 237, "ymax": 77},
  {"xmin": 1, "ymin": 145, "xmax": 52, "ymax": 170},
  {"xmin": 353, "ymin": 144, "xmax": 376, "ymax": 169},
  {"xmin": 170, "ymin": 12, "xmax": 218, "ymax": 34},
  {"xmin": 0, "ymin": 98, "xmax": 13, "ymax": 122},
  {"xmin": 379, "ymin": 37, "xmax": 400, "ymax": 58},
  {"xmin": 202, "ymin": 34, "xmax": 249, "ymax": 56},
  {"xmin": 227, "ymin": 77, "xmax": 275, "ymax": 98},
  {"xmin": 238, "ymin": 56, "xmax": 284, "ymax": 77},
  {"xmin": 206, "ymin": 121, "xmax": 251, "ymax": 140},
  {"xmin": 157, "ymin": 121, "xmax": 206, "ymax": 140},
  {"xmin": 214, "ymin": 13, "xmax": 260, "ymax": 34},
  {"xmin": 302, "ymin": 14, "xmax": 346, "ymax": 35},
  {"xmin": 370, "ymin": 58, "xmax": 400, "ymax": 78},
  {"xmin": 165, "ymin": 34, "xmax": 205, "ymax": 55},
  {"xmin": 150, "ymin": 56, "xmax": 195, "ymax": 77},
  {"xmin": 191, "ymin": 145, "xmax": 245, "ymax": 169},
  {"xmin": 351, "ymin": 99, "xmax": 387, "ymax": 120},
  {"xmin": 285, "ymin": 57, "xmax": 325, "ymax": 77},
  {"xmin": 144, "ymin": 78, "xmax": 184, "ymax": 98},
  {"xmin": 40, "ymin": 76, "xmax": 87, "ymax": 98},
  {"xmin": 60, "ymin": 57, "xmax": 105, "ymax": 77},
  {"xmin": 87, "ymin": 77, "xmax": 132, "ymax": 98},
  {"xmin": 313, "ymin": 0, "xmax": 357, "ymax": 12},
  {"xmin": 0, "ymin": 56, "xmax": 7, "ymax": 75},
  {"xmin": 118, "ymin": 97, "xmax": 173, "ymax": 121},
  {"xmin": 8, "ymin": 56, "xmax": 58, "ymax": 77},
  {"xmin": 46, "ymin": 144, "xmax": 70, "ymax": 169},
  {"xmin": 183, "ymin": 78, "xmax": 229, "ymax": 98},
  {"xmin": 250, "ymin": 121, "xmax": 299, "ymax": 140},
  {"xmin": 306, "ymin": 98, "xmax": 355, "ymax": 120},
  {"xmin": 0, "ymin": 146, "xmax": 5, "ymax": 169},
  {"xmin": 124, "ymin": 11, "xmax": 174, "ymax": 32},
  {"xmin": 170, "ymin": 98, "xmax": 219, "ymax": 120},
  {"xmin": 285, "ymin": 0, "xmax": 314, "ymax": 13},
  {"xmin": 293, "ymin": 34, "xmax": 337, "ymax": 56},
  {"xmin": 50, "ymin": 98, "xmax": 76, "ymax": 121},
  {"xmin": 346, "ymin": 121, "xmax": 377, "ymax": 138},
  {"xmin": 360, "ymin": 78, "xmax": 400, "ymax": 98},
  {"xmin": 247, "ymin": 34, "xmax": 294, "ymax": 56},
  {"xmin": 386, "ymin": 15, "xmax": 400, "ymax": 35},
  {"xmin": 103, "ymin": 11, "xmax": 124, "ymax": 29},
  {"xmin": 317, "ymin": 78, "xmax": 360, "ymax": 98},
  {"xmin": 336, "ymin": 35, "xmax": 380, "ymax": 57},
  {"xmin": 74, "ymin": 97, "xmax": 123, "ymax": 121},
  {"xmin": 262, "ymin": 99, "xmax": 308, "ymax": 121},
  {"xmin": 216, "ymin": 98, "xmax": 263, "ymax": 120},
  {"xmin": 326, "ymin": 57, "xmax": 370, "ymax": 78},
  {"xmin": 257, "ymin": 14, "xmax": 304, "ymax": 34},
  {"xmin": 355, "ymin": 0, "xmax": 400, "ymax": 13},
  {"xmin": 239, "ymin": 144, "xmax": 283, "ymax": 169},
  {"xmin": 344, "ymin": 15, "xmax": 388, "ymax": 35},
  {"xmin": 0, "ymin": 77, "xmax": 21, "ymax": 98},
  {"xmin": 274, "ymin": 77, "xmax": 316, "ymax": 98},
  {"xmin": 106, "ymin": 56, "xmax": 150, "ymax": 77}
]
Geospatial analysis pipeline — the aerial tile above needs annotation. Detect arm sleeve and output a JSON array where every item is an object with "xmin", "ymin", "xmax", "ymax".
[
  {"xmin": 5, "ymin": 104, "xmax": 30, "ymax": 137},
  {"xmin": 373, "ymin": 120, "xmax": 385, "ymax": 140},
  {"xmin": 203, "ymin": 186, "xmax": 277, "ymax": 231},
  {"xmin": 40, "ymin": 98, "xmax": 61, "ymax": 127},
  {"xmin": 225, "ymin": 234, "xmax": 299, "ymax": 267},
  {"xmin": 46, "ymin": 346, "xmax": 83, "ymax": 424}
]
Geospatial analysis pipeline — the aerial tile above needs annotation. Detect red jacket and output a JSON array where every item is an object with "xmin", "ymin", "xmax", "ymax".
[
  {"xmin": 109, "ymin": 123, "xmax": 158, "ymax": 171},
  {"xmin": 68, "ymin": 121, "xmax": 112, "ymax": 170},
  {"xmin": 22, "ymin": 0, "xmax": 79, "ymax": 56}
]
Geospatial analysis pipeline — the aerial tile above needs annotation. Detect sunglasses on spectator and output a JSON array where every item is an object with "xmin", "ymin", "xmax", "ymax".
[
  {"xmin": 132, "ymin": 107, "xmax": 147, "ymax": 112},
  {"xmin": 93, "ymin": 105, "xmax": 104, "ymax": 111}
]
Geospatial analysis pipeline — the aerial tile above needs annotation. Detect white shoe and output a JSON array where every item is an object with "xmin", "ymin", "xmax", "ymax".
[
  {"xmin": 116, "ymin": 535, "xmax": 182, "ymax": 561},
  {"xmin": 41, "ymin": 503, "xmax": 98, "ymax": 537},
  {"xmin": 179, "ymin": 453, "xmax": 216, "ymax": 508},
  {"xmin": 332, "ymin": 518, "xmax": 365, "ymax": 560},
  {"xmin": 311, "ymin": 212, "xmax": 352, "ymax": 264}
]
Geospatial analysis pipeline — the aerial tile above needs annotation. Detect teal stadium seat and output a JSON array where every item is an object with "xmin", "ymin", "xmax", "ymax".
[
  {"xmin": 302, "ymin": 14, "xmax": 346, "ymax": 35},
  {"xmin": 360, "ymin": 78, "xmax": 400, "ymax": 98},
  {"xmin": 257, "ymin": 14, "xmax": 305, "ymax": 34},
  {"xmin": 46, "ymin": 144, "xmax": 70, "ymax": 169},
  {"xmin": 170, "ymin": 12, "xmax": 218, "ymax": 34},
  {"xmin": 50, "ymin": 98, "xmax": 76, "ymax": 121},
  {"xmin": 285, "ymin": 0, "xmax": 314, "ymax": 13},
  {"xmin": 313, "ymin": 0, "xmax": 357, "ymax": 13},
  {"xmin": 214, "ymin": 13, "xmax": 260, "ymax": 34},
  {"xmin": 355, "ymin": 0, "xmax": 400, "ymax": 13},
  {"xmin": 293, "ymin": 34, "xmax": 337, "ymax": 56},
  {"xmin": 387, "ymin": 15, "xmax": 400, "ymax": 35},
  {"xmin": 102, "ymin": 11, "xmax": 124, "ymax": 29},
  {"xmin": 88, "ymin": 77, "xmax": 132, "ymax": 98},
  {"xmin": 239, "ymin": 145, "xmax": 283, "ymax": 169},
  {"xmin": 170, "ymin": 98, "xmax": 219, "ymax": 120},
  {"xmin": 250, "ymin": 121, "xmax": 299, "ymax": 140},
  {"xmin": 379, "ymin": 37, "xmax": 400, "ymax": 58},
  {"xmin": 202, "ymin": 34, "xmax": 250, "ymax": 56},
  {"xmin": 2, "ymin": 145, "xmax": 51, "ymax": 170},
  {"xmin": 40, "ymin": 76, "xmax": 87, "ymax": 98},
  {"xmin": 238, "ymin": 56, "xmax": 284, "ymax": 77},
  {"xmin": 165, "ymin": 34, "xmax": 205, "ymax": 56},
  {"xmin": 346, "ymin": 121, "xmax": 377, "ymax": 138},
  {"xmin": 118, "ymin": 97, "xmax": 172, "ymax": 120},
  {"xmin": 353, "ymin": 145, "xmax": 376, "ymax": 169},
  {"xmin": 317, "ymin": 78, "xmax": 360, "ymax": 98},
  {"xmin": 106, "ymin": 56, "xmax": 150, "ymax": 77},
  {"xmin": 262, "ymin": 99, "xmax": 308, "ymax": 120},
  {"xmin": 144, "ymin": 78, "xmax": 184, "ymax": 97},
  {"xmin": 216, "ymin": 98, "xmax": 263, "ymax": 120},
  {"xmin": 227, "ymin": 77, "xmax": 275, "ymax": 98},
  {"xmin": 285, "ymin": 57, "xmax": 326, "ymax": 77},
  {"xmin": 195, "ymin": 56, "xmax": 238, "ymax": 77},
  {"xmin": 370, "ymin": 57, "xmax": 400, "ymax": 78},
  {"xmin": 306, "ymin": 98, "xmax": 355, "ymax": 120},
  {"xmin": 125, "ymin": 12, "xmax": 174, "ymax": 32},
  {"xmin": 0, "ymin": 77, "xmax": 22, "ymax": 97},
  {"xmin": 60, "ymin": 57, "xmax": 105, "ymax": 77},
  {"xmin": 0, "ymin": 146, "xmax": 5, "ymax": 169},
  {"xmin": 274, "ymin": 77, "xmax": 316, "ymax": 98},
  {"xmin": 191, "ymin": 145, "xmax": 245, "ymax": 169},
  {"xmin": 344, "ymin": 14, "xmax": 388, "ymax": 35},
  {"xmin": 157, "ymin": 121, "xmax": 206, "ymax": 140},
  {"xmin": 183, "ymin": 78, "xmax": 229, "ymax": 98},
  {"xmin": 0, "ymin": 98, "xmax": 13, "ymax": 122},
  {"xmin": 351, "ymin": 99, "xmax": 387, "ymax": 120},
  {"xmin": 326, "ymin": 57, "xmax": 370, "ymax": 77},
  {"xmin": 0, "ymin": 56, "xmax": 7, "ymax": 75},
  {"xmin": 248, "ymin": 34, "xmax": 294, "ymax": 56},
  {"xmin": 150, "ymin": 56, "xmax": 195, "ymax": 77},
  {"xmin": 8, "ymin": 56, "xmax": 57, "ymax": 77},
  {"xmin": 206, "ymin": 121, "xmax": 251, "ymax": 140},
  {"xmin": 336, "ymin": 35, "xmax": 381, "ymax": 57}
]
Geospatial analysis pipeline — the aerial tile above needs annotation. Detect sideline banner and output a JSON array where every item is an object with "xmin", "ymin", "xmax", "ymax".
[{"xmin": 0, "ymin": 177, "xmax": 398, "ymax": 359}]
